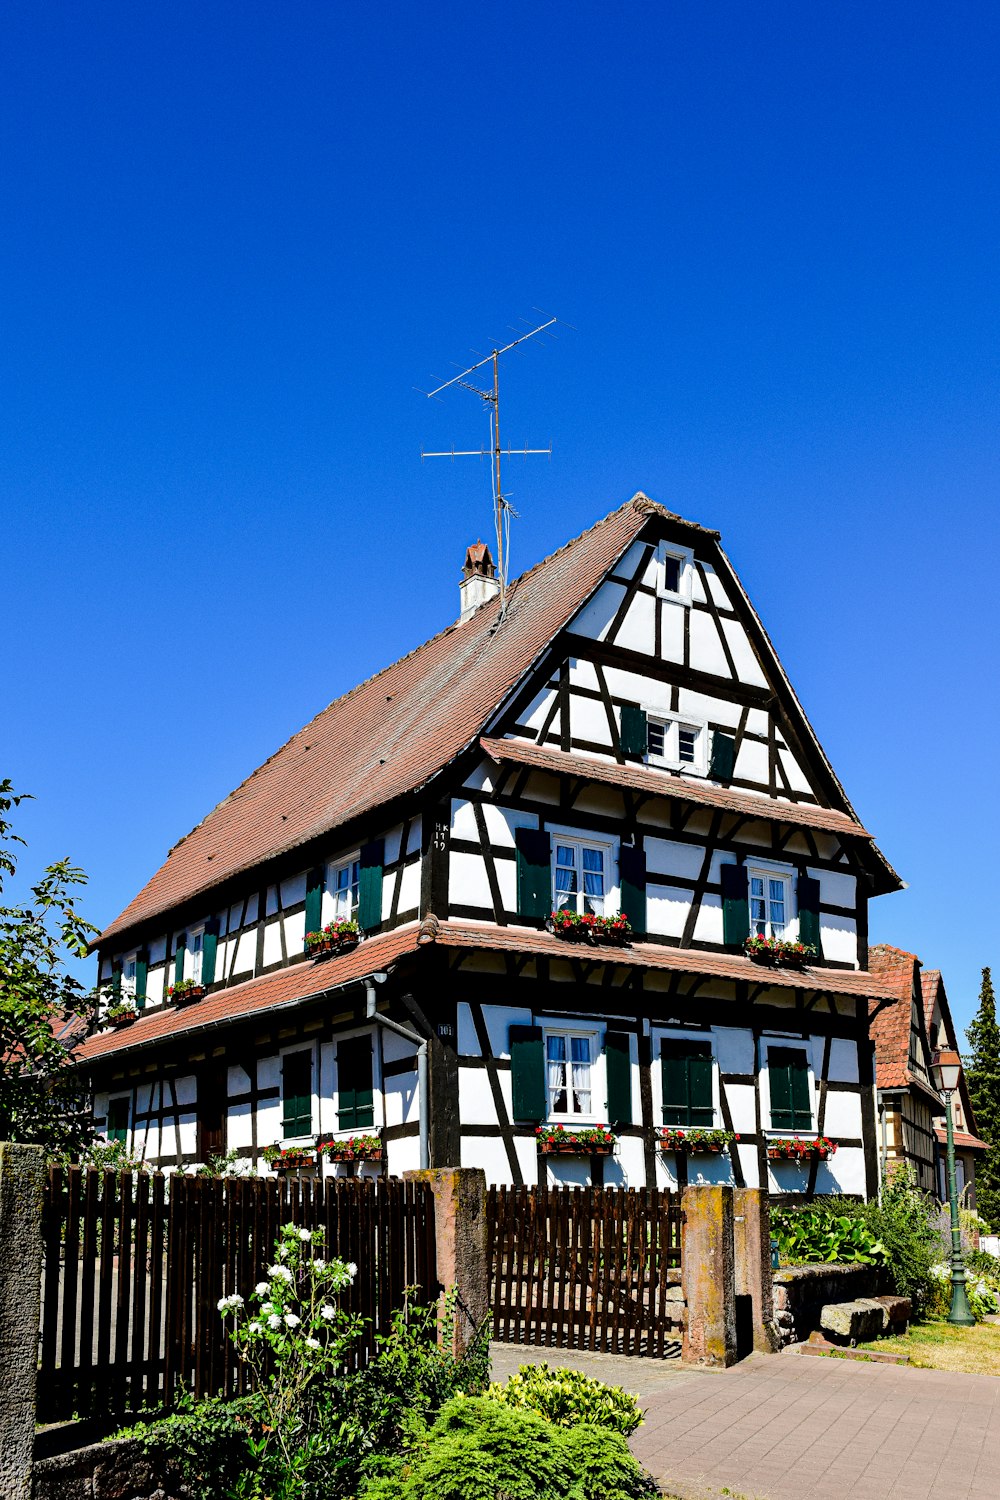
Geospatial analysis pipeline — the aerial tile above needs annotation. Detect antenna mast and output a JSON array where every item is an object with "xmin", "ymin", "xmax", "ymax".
[{"xmin": 420, "ymin": 316, "xmax": 557, "ymax": 613}]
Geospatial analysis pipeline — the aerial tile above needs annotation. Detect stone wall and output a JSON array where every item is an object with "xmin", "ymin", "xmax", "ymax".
[
  {"xmin": 32, "ymin": 1439, "xmax": 184, "ymax": 1500},
  {"xmin": 772, "ymin": 1263, "xmax": 895, "ymax": 1346}
]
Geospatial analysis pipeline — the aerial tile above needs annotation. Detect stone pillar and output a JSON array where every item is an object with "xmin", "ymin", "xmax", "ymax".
[
  {"xmin": 405, "ymin": 1167, "xmax": 489, "ymax": 1356},
  {"xmin": 681, "ymin": 1183, "xmax": 738, "ymax": 1367},
  {"xmin": 734, "ymin": 1187, "xmax": 781, "ymax": 1353},
  {"xmin": 0, "ymin": 1143, "xmax": 46, "ymax": 1500}
]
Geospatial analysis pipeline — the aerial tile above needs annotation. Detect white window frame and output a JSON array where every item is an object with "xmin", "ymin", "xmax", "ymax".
[
  {"xmin": 542, "ymin": 1023, "xmax": 604, "ymax": 1123},
  {"xmin": 278, "ymin": 1039, "xmax": 318, "ymax": 1144},
  {"xmin": 651, "ymin": 1026, "xmax": 722, "ymax": 1129},
  {"xmin": 188, "ymin": 925, "xmax": 205, "ymax": 984},
  {"xmin": 656, "ymin": 541, "xmax": 694, "ymax": 604},
  {"xmin": 746, "ymin": 858, "xmax": 797, "ymax": 941},
  {"xmin": 325, "ymin": 852, "xmax": 361, "ymax": 923},
  {"xmin": 122, "ymin": 952, "xmax": 138, "ymax": 1000},
  {"xmin": 645, "ymin": 710, "xmax": 708, "ymax": 774},
  {"xmin": 551, "ymin": 834, "xmax": 614, "ymax": 918},
  {"xmin": 759, "ymin": 1034, "xmax": 819, "ymax": 1139}
]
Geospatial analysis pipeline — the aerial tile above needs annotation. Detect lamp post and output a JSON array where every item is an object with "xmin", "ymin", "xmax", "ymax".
[{"xmin": 930, "ymin": 1048, "xmax": 975, "ymax": 1327}]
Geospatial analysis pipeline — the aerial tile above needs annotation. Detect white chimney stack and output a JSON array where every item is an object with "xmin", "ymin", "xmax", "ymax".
[{"xmin": 459, "ymin": 540, "xmax": 501, "ymax": 622}]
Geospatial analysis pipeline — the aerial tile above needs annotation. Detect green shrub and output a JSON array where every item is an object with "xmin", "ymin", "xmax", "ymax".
[
  {"xmin": 771, "ymin": 1202, "xmax": 885, "ymax": 1266},
  {"xmin": 116, "ymin": 1394, "xmax": 252, "ymax": 1500},
  {"xmin": 966, "ymin": 1247, "xmax": 1000, "ymax": 1291},
  {"xmin": 864, "ymin": 1167, "xmax": 940, "ymax": 1307},
  {"xmin": 487, "ymin": 1362, "xmax": 643, "ymax": 1436}
]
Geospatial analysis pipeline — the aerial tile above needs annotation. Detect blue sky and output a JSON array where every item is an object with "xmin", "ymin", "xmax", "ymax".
[{"xmin": 4, "ymin": 4, "xmax": 998, "ymax": 1034}]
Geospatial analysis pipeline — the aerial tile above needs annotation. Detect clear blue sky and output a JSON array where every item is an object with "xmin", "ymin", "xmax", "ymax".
[{"xmin": 4, "ymin": 4, "xmax": 998, "ymax": 1035}]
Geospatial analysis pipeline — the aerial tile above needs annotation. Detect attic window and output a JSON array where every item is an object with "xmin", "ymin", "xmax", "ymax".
[
  {"xmin": 657, "ymin": 541, "xmax": 693, "ymax": 603},
  {"xmin": 647, "ymin": 714, "xmax": 706, "ymax": 772}
]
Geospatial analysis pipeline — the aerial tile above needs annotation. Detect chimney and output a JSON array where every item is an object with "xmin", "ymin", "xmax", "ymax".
[{"xmin": 459, "ymin": 540, "xmax": 501, "ymax": 622}]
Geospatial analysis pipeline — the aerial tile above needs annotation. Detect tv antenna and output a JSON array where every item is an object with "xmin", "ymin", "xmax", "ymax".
[{"xmin": 419, "ymin": 315, "xmax": 559, "ymax": 614}]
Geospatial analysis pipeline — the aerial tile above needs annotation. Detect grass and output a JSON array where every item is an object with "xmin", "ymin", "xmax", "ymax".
[{"xmin": 857, "ymin": 1318, "xmax": 1000, "ymax": 1376}]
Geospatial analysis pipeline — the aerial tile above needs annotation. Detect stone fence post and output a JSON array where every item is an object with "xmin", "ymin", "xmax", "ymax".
[
  {"xmin": 0, "ymin": 1143, "xmax": 46, "ymax": 1500},
  {"xmin": 680, "ymin": 1183, "xmax": 737, "ymax": 1366},
  {"xmin": 404, "ymin": 1167, "xmax": 489, "ymax": 1357},
  {"xmin": 734, "ymin": 1187, "xmax": 781, "ymax": 1354}
]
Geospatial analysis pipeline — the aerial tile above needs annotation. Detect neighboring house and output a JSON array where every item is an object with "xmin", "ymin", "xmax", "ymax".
[
  {"xmin": 77, "ymin": 494, "xmax": 902, "ymax": 1197},
  {"xmin": 868, "ymin": 946, "xmax": 988, "ymax": 1202},
  {"xmin": 922, "ymin": 968, "xmax": 989, "ymax": 1208}
]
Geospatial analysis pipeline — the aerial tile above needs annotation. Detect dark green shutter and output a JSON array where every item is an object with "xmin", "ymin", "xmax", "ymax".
[
  {"xmin": 720, "ymin": 864, "xmax": 750, "ymax": 946},
  {"xmin": 768, "ymin": 1047, "xmax": 812, "ymax": 1131},
  {"xmin": 619, "ymin": 706, "xmax": 648, "ymax": 759},
  {"xmin": 515, "ymin": 828, "xmax": 552, "ymax": 920},
  {"xmin": 201, "ymin": 920, "xmax": 219, "ymax": 986},
  {"xmin": 661, "ymin": 1039, "xmax": 714, "ymax": 1127},
  {"xmin": 337, "ymin": 1035, "xmax": 375, "ymax": 1130},
  {"xmin": 111, "ymin": 965, "xmax": 122, "ymax": 1002},
  {"xmin": 797, "ymin": 875, "xmax": 822, "ymax": 958},
  {"xmin": 510, "ymin": 1024, "xmax": 546, "ymax": 1122},
  {"xmin": 282, "ymin": 1050, "xmax": 313, "ymax": 1138},
  {"xmin": 174, "ymin": 935, "xmax": 186, "ymax": 986},
  {"xmin": 604, "ymin": 1031, "xmax": 632, "ymax": 1125},
  {"xmin": 304, "ymin": 868, "xmax": 324, "ymax": 940},
  {"xmin": 106, "ymin": 1098, "xmax": 129, "ymax": 1144},
  {"xmin": 135, "ymin": 952, "xmax": 148, "ymax": 1010},
  {"xmin": 619, "ymin": 844, "xmax": 646, "ymax": 933},
  {"xmin": 709, "ymin": 732, "xmax": 736, "ymax": 782},
  {"xmin": 358, "ymin": 840, "xmax": 385, "ymax": 931}
]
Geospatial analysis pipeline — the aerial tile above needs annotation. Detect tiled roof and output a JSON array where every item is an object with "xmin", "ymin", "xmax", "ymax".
[
  {"xmin": 79, "ymin": 918, "xmax": 897, "ymax": 1065},
  {"xmin": 868, "ymin": 945, "xmax": 939, "ymax": 1100},
  {"xmin": 98, "ymin": 498, "xmax": 664, "ymax": 947},
  {"xmin": 934, "ymin": 1127, "xmax": 991, "ymax": 1153},
  {"xmin": 480, "ymin": 737, "xmax": 871, "ymax": 839}
]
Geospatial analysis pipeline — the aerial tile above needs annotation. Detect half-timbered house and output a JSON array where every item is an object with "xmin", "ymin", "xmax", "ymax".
[
  {"xmin": 78, "ymin": 494, "xmax": 903, "ymax": 1198},
  {"xmin": 922, "ymin": 967, "xmax": 988, "ymax": 1206}
]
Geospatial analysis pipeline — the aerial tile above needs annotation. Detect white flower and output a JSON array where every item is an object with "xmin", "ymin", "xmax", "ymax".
[
  {"xmin": 248, "ymin": 1322, "xmax": 262, "ymax": 1335},
  {"xmin": 313, "ymin": 1258, "xmax": 326, "ymax": 1271},
  {"xmin": 320, "ymin": 1304, "xmax": 335, "ymax": 1320},
  {"xmin": 348, "ymin": 1262, "xmax": 358, "ymax": 1280},
  {"xmin": 277, "ymin": 1245, "xmax": 289, "ymax": 1260},
  {"xmin": 255, "ymin": 1281, "xmax": 270, "ymax": 1296},
  {"xmin": 229, "ymin": 1294, "xmax": 244, "ymax": 1308},
  {"xmin": 284, "ymin": 1313, "xmax": 301, "ymax": 1327},
  {"xmin": 268, "ymin": 1314, "xmax": 282, "ymax": 1330},
  {"xmin": 217, "ymin": 1293, "xmax": 244, "ymax": 1312},
  {"xmin": 217, "ymin": 1297, "xmax": 229, "ymax": 1312},
  {"xmin": 305, "ymin": 1337, "xmax": 320, "ymax": 1349},
  {"xmin": 268, "ymin": 1264, "xmax": 294, "ymax": 1282},
  {"xmin": 298, "ymin": 1228, "xmax": 313, "ymax": 1242}
]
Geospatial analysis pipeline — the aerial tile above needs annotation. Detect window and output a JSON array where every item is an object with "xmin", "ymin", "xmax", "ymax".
[
  {"xmin": 661, "ymin": 1038, "xmax": 714, "ymax": 1127},
  {"xmin": 657, "ymin": 541, "xmax": 693, "ymax": 602},
  {"xmin": 546, "ymin": 1032, "xmax": 593, "ymax": 1116},
  {"xmin": 190, "ymin": 928, "xmax": 204, "ymax": 983},
  {"xmin": 749, "ymin": 869, "xmax": 790, "ymax": 939},
  {"xmin": 281, "ymin": 1050, "xmax": 313, "ymax": 1138},
  {"xmin": 767, "ymin": 1046, "xmax": 812, "ymax": 1132},
  {"xmin": 337, "ymin": 1035, "xmax": 375, "ymax": 1130},
  {"xmin": 647, "ymin": 715, "xmax": 705, "ymax": 771},
  {"xmin": 329, "ymin": 857, "xmax": 361, "ymax": 920},
  {"xmin": 122, "ymin": 955, "xmax": 137, "ymax": 999},
  {"xmin": 553, "ymin": 840, "xmax": 607, "ymax": 916},
  {"xmin": 106, "ymin": 1097, "xmax": 129, "ymax": 1144}
]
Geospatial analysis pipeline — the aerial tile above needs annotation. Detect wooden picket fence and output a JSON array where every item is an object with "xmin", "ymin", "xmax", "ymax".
[
  {"xmin": 37, "ymin": 1167, "xmax": 438, "ymax": 1424},
  {"xmin": 486, "ymin": 1185, "xmax": 684, "ymax": 1358}
]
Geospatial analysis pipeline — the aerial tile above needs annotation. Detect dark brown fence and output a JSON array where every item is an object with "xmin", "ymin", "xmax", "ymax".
[
  {"xmin": 487, "ymin": 1185, "xmax": 683, "ymax": 1358},
  {"xmin": 37, "ymin": 1167, "xmax": 438, "ymax": 1424}
]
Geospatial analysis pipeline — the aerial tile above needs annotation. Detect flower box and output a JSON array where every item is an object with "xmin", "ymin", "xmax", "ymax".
[
  {"xmin": 262, "ymin": 1145, "xmax": 316, "ymax": 1171},
  {"xmin": 107, "ymin": 1009, "xmax": 137, "ymax": 1028},
  {"xmin": 536, "ymin": 1125, "xmax": 617, "ymax": 1156},
  {"xmin": 767, "ymin": 1136, "xmax": 837, "ymax": 1162},
  {"xmin": 169, "ymin": 982, "xmax": 206, "ymax": 1006},
  {"xmin": 317, "ymin": 1134, "xmax": 383, "ymax": 1163},
  {"xmin": 546, "ymin": 912, "xmax": 631, "ymax": 946},
  {"xmin": 743, "ymin": 936, "xmax": 816, "ymax": 968},
  {"xmin": 305, "ymin": 920, "xmax": 362, "ymax": 959},
  {"xmin": 658, "ymin": 1128, "xmax": 738, "ymax": 1155}
]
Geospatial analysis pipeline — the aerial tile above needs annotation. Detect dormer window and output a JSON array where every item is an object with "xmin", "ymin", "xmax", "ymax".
[
  {"xmin": 656, "ymin": 541, "xmax": 693, "ymax": 603},
  {"xmin": 647, "ymin": 714, "xmax": 706, "ymax": 773}
]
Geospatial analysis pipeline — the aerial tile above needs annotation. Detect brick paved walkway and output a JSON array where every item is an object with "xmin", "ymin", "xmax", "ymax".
[{"xmin": 631, "ymin": 1350, "xmax": 1000, "ymax": 1500}]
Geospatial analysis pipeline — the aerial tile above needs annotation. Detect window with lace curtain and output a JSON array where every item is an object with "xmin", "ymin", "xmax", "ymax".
[
  {"xmin": 545, "ymin": 1031, "xmax": 594, "ymax": 1117},
  {"xmin": 552, "ymin": 839, "xmax": 608, "ymax": 917}
]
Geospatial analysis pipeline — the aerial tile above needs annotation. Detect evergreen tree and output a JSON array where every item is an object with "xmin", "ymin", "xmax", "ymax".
[{"xmin": 965, "ymin": 967, "xmax": 1000, "ymax": 1231}]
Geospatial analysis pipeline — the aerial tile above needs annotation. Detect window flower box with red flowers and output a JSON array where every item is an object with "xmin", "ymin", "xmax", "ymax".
[
  {"xmin": 658, "ymin": 1127, "xmax": 738, "ymax": 1155},
  {"xmin": 105, "ymin": 1002, "xmax": 137, "ymax": 1029},
  {"xmin": 168, "ymin": 979, "xmax": 206, "ymax": 1006},
  {"xmin": 766, "ymin": 1136, "xmax": 837, "ymax": 1162},
  {"xmin": 545, "ymin": 910, "xmax": 631, "ymax": 947},
  {"xmin": 317, "ymin": 1133, "xmax": 383, "ymax": 1163},
  {"xmin": 743, "ymin": 935, "xmax": 816, "ymax": 969},
  {"xmin": 262, "ymin": 1143, "xmax": 316, "ymax": 1171},
  {"xmin": 536, "ymin": 1124, "xmax": 617, "ymax": 1156},
  {"xmin": 305, "ymin": 919, "xmax": 362, "ymax": 959}
]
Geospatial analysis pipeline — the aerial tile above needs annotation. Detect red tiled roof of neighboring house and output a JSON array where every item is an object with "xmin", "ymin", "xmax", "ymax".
[
  {"xmin": 921, "ymin": 969, "xmax": 942, "ymax": 1038},
  {"xmin": 868, "ymin": 945, "xmax": 940, "ymax": 1104},
  {"xmin": 934, "ymin": 1127, "xmax": 991, "ymax": 1153},
  {"xmin": 479, "ymin": 737, "xmax": 871, "ymax": 839},
  {"xmin": 80, "ymin": 918, "xmax": 899, "ymax": 1065}
]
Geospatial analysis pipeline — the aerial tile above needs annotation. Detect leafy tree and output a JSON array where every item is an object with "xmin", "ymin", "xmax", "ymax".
[
  {"xmin": 0, "ymin": 779, "xmax": 98, "ymax": 1154},
  {"xmin": 965, "ymin": 966, "xmax": 1000, "ymax": 1231}
]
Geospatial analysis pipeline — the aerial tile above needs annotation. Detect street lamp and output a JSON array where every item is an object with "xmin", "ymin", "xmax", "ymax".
[{"xmin": 930, "ymin": 1048, "xmax": 975, "ymax": 1327}]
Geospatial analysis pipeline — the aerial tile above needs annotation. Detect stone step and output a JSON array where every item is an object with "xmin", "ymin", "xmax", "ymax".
[{"xmin": 819, "ymin": 1297, "xmax": 894, "ymax": 1345}]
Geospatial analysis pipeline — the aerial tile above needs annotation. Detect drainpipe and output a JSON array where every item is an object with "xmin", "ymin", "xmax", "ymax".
[{"xmin": 364, "ymin": 976, "xmax": 430, "ymax": 1171}]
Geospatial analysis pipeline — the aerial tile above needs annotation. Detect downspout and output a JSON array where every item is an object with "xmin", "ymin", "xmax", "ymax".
[{"xmin": 364, "ymin": 977, "xmax": 430, "ymax": 1171}]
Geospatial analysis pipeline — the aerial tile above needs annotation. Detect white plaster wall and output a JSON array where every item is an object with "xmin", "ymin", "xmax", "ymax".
[
  {"xmin": 284, "ymin": 910, "xmax": 305, "ymax": 954},
  {"xmin": 692, "ymin": 893, "xmax": 723, "ymax": 944},
  {"xmin": 265, "ymin": 886, "xmax": 279, "ymax": 918},
  {"xmin": 281, "ymin": 872, "xmax": 306, "ymax": 909},
  {"xmin": 715, "ymin": 1027, "xmax": 755, "ymax": 1076},
  {"xmin": 656, "ymin": 599, "xmax": 683, "ymax": 663},
  {"xmin": 384, "ymin": 1071, "xmax": 418, "ymax": 1127},
  {"xmin": 263, "ymin": 922, "xmax": 282, "ymax": 967},
  {"xmin": 722, "ymin": 1083, "xmax": 757, "ymax": 1135},
  {"xmin": 149, "ymin": 936, "xmax": 167, "ymax": 964},
  {"xmin": 386, "ymin": 1136, "xmax": 421, "ymax": 1177},
  {"xmin": 702, "ymin": 565, "xmax": 731, "ymax": 610},
  {"xmin": 545, "ymin": 1157, "xmax": 593, "ymax": 1188},
  {"xmin": 514, "ymin": 1137, "xmax": 540, "ymax": 1186},
  {"xmin": 573, "ymin": 695, "xmax": 613, "ymax": 745},
  {"xmin": 450, "ymin": 850, "xmax": 494, "ymax": 910},
  {"xmin": 678, "ymin": 689, "xmax": 742, "ymax": 728},
  {"xmin": 227, "ymin": 1101, "xmax": 253, "ymax": 1150},
  {"xmin": 457, "ymin": 1003, "xmax": 480, "ymax": 1056},
  {"xmin": 257, "ymin": 1099, "xmax": 282, "ymax": 1145},
  {"xmin": 520, "ymin": 687, "xmax": 557, "ymax": 733},
  {"xmin": 458, "ymin": 1067, "xmax": 504, "ymax": 1125},
  {"xmin": 615, "ymin": 593, "xmax": 655, "ymax": 655},
  {"xmin": 734, "ymin": 1142, "xmax": 761, "ymax": 1189},
  {"xmin": 721, "ymin": 620, "xmax": 767, "ymax": 687},
  {"xmin": 617, "ymin": 539, "xmax": 649, "ymax": 580},
  {"xmin": 646, "ymin": 886, "xmax": 689, "ymax": 938},
  {"xmin": 823, "ymin": 1090, "xmax": 864, "ymax": 1140},
  {"xmin": 461, "ymin": 1134, "xmax": 515, "ymax": 1183},
  {"xmin": 568, "ymin": 657, "xmax": 600, "ymax": 693},
  {"xmin": 396, "ymin": 861, "xmax": 420, "ymax": 914},
  {"xmin": 258, "ymin": 1056, "xmax": 281, "ymax": 1092},
  {"xmin": 174, "ymin": 1075, "xmax": 197, "ymax": 1107},
  {"xmin": 778, "ymin": 747, "xmax": 812, "ymax": 794},
  {"xmin": 482, "ymin": 1004, "xmax": 532, "ymax": 1059},
  {"xmin": 689, "ymin": 611, "xmax": 731, "ymax": 678},
  {"xmin": 735, "ymin": 739, "xmax": 769, "ymax": 785},
  {"xmin": 146, "ymin": 968, "xmax": 165, "ymax": 1006},
  {"xmin": 827, "ymin": 1039, "xmax": 860, "ymax": 1084},
  {"xmin": 233, "ymin": 930, "xmax": 256, "ymax": 976},
  {"xmin": 821, "ymin": 915, "xmax": 858, "ymax": 967},
  {"xmin": 818, "ymin": 869, "xmax": 856, "ymax": 910},
  {"xmin": 615, "ymin": 1137, "xmax": 646, "ymax": 1188},
  {"xmin": 570, "ymin": 580, "xmax": 626, "ymax": 641},
  {"xmin": 645, "ymin": 836, "xmax": 704, "ymax": 882}
]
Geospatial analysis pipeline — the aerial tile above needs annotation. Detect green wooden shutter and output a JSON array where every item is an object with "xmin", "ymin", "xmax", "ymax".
[
  {"xmin": 106, "ymin": 1098, "xmax": 129, "ymax": 1144},
  {"xmin": 174, "ymin": 935, "xmax": 186, "ymax": 986},
  {"xmin": 135, "ymin": 952, "xmax": 148, "ymax": 1010},
  {"xmin": 768, "ymin": 1047, "xmax": 812, "ymax": 1131},
  {"xmin": 619, "ymin": 706, "xmax": 648, "ymax": 759},
  {"xmin": 661, "ymin": 1039, "xmax": 714, "ymax": 1126},
  {"xmin": 515, "ymin": 828, "xmax": 552, "ymax": 920},
  {"xmin": 709, "ymin": 732, "xmax": 736, "ymax": 782},
  {"xmin": 604, "ymin": 1031, "xmax": 632, "ymax": 1125},
  {"xmin": 337, "ymin": 1035, "xmax": 375, "ymax": 1130},
  {"xmin": 618, "ymin": 844, "xmax": 646, "ymax": 933},
  {"xmin": 720, "ymin": 864, "xmax": 750, "ymax": 946},
  {"xmin": 201, "ymin": 920, "xmax": 219, "ymax": 987},
  {"xmin": 510, "ymin": 1024, "xmax": 546, "ymax": 1122},
  {"xmin": 797, "ymin": 875, "xmax": 822, "ymax": 958},
  {"xmin": 281, "ymin": 1050, "xmax": 313, "ymax": 1138},
  {"xmin": 304, "ymin": 868, "xmax": 324, "ymax": 940},
  {"xmin": 358, "ymin": 840, "xmax": 385, "ymax": 931}
]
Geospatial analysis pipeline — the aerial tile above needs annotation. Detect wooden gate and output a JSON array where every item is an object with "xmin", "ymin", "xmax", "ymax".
[
  {"xmin": 487, "ymin": 1185, "xmax": 683, "ymax": 1358},
  {"xmin": 37, "ymin": 1167, "xmax": 438, "ymax": 1424}
]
